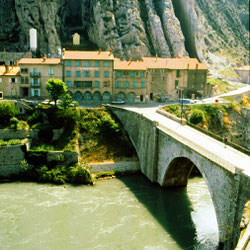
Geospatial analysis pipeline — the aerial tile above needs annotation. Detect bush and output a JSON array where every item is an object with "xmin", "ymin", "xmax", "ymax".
[
  {"xmin": 69, "ymin": 164, "xmax": 94, "ymax": 184},
  {"xmin": 189, "ymin": 110, "xmax": 205, "ymax": 125},
  {"xmin": 0, "ymin": 139, "xmax": 22, "ymax": 146},
  {"xmin": 0, "ymin": 101, "xmax": 18, "ymax": 127}
]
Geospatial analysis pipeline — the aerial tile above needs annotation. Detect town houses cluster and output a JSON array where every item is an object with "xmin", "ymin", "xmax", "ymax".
[{"xmin": 0, "ymin": 50, "xmax": 211, "ymax": 102}]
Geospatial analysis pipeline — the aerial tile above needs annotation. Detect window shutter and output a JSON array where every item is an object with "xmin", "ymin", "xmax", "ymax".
[
  {"xmin": 9, "ymin": 78, "xmax": 11, "ymax": 83},
  {"xmin": 31, "ymin": 89, "xmax": 35, "ymax": 96},
  {"xmin": 38, "ymin": 89, "xmax": 41, "ymax": 96},
  {"xmin": 38, "ymin": 78, "xmax": 41, "ymax": 85}
]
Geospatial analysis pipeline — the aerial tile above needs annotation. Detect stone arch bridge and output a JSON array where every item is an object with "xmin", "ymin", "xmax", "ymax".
[{"xmin": 106, "ymin": 105, "xmax": 250, "ymax": 250}]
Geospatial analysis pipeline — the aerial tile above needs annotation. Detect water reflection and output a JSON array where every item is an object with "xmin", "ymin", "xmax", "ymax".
[{"xmin": 120, "ymin": 174, "xmax": 218, "ymax": 249}]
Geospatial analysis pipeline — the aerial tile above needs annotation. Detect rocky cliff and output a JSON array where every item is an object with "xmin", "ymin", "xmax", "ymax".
[{"xmin": 0, "ymin": 0, "xmax": 248, "ymax": 63}]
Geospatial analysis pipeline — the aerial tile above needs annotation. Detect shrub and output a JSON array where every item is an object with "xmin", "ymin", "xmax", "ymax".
[
  {"xmin": 0, "ymin": 139, "xmax": 22, "ymax": 146},
  {"xmin": 69, "ymin": 164, "xmax": 94, "ymax": 184},
  {"xmin": 0, "ymin": 101, "xmax": 18, "ymax": 127},
  {"xmin": 38, "ymin": 125, "xmax": 54, "ymax": 143},
  {"xmin": 189, "ymin": 109, "xmax": 205, "ymax": 125},
  {"xmin": 10, "ymin": 117, "xmax": 19, "ymax": 130}
]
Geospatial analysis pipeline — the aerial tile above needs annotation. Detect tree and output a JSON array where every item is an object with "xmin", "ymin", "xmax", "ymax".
[
  {"xmin": 46, "ymin": 78, "xmax": 67, "ymax": 107},
  {"xmin": 61, "ymin": 93, "xmax": 78, "ymax": 110}
]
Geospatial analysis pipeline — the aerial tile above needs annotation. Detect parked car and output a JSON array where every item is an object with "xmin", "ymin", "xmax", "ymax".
[{"xmin": 179, "ymin": 99, "xmax": 195, "ymax": 104}]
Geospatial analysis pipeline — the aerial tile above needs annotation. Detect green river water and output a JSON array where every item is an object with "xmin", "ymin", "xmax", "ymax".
[{"xmin": 0, "ymin": 175, "xmax": 218, "ymax": 250}]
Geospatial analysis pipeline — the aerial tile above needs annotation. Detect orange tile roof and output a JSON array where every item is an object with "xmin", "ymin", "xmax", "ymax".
[
  {"xmin": 142, "ymin": 57, "xmax": 208, "ymax": 70},
  {"xmin": 114, "ymin": 59, "xmax": 147, "ymax": 70},
  {"xmin": 18, "ymin": 58, "xmax": 61, "ymax": 65},
  {"xmin": 235, "ymin": 65, "xmax": 250, "ymax": 71},
  {"xmin": 0, "ymin": 66, "xmax": 20, "ymax": 76},
  {"xmin": 63, "ymin": 50, "xmax": 114, "ymax": 60}
]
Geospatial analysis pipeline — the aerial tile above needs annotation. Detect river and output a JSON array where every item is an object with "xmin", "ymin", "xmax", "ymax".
[{"xmin": 0, "ymin": 174, "xmax": 218, "ymax": 249}]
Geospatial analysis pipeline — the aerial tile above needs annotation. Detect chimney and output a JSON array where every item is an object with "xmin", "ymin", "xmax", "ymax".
[
  {"xmin": 187, "ymin": 63, "xmax": 189, "ymax": 69},
  {"xmin": 196, "ymin": 63, "xmax": 199, "ymax": 69},
  {"xmin": 43, "ymin": 56, "xmax": 46, "ymax": 62},
  {"xmin": 108, "ymin": 48, "xmax": 112, "ymax": 56},
  {"xmin": 5, "ymin": 65, "xmax": 10, "ymax": 73},
  {"xmin": 98, "ymin": 48, "xmax": 101, "ymax": 54}
]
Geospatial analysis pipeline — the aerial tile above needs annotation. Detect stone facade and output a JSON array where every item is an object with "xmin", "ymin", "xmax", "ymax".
[
  {"xmin": 90, "ymin": 161, "xmax": 140, "ymax": 173},
  {"xmin": 0, "ymin": 129, "xmax": 28, "ymax": 140}
]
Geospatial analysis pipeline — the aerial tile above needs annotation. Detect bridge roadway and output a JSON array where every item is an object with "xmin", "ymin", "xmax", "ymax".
[{"xmin": 123, "ymin": 106, "xmax": 250, "ymax": 176}]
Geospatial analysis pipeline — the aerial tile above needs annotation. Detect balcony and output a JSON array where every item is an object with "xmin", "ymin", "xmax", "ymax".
[{"xmin": 30, "ymin": 72, "xmax": 41, "ymax": 77}]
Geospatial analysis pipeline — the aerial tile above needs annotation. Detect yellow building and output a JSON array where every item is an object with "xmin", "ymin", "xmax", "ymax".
[
  {"xmin": 0, "ymin": 66, "xmax": 20, "ymax": 97},
  {"xmin": 113, "ymin": 59, "xmax": 147, "ymax": 102},
  {"xmin": 18, "ymin": 58, "xmax": 62, "ymax": 98},
  {"xmin": 63, "ymin": 50, "xmax": 114, "ymax": 102}
]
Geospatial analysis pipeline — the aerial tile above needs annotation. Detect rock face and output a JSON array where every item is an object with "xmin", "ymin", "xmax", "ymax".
[{"xmin": 0, "ymin": 0, "xmax": 248, "ymax": 63}]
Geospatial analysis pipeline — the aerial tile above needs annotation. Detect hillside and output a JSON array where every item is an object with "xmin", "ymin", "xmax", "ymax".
[{"xmin": 0, "ymin": 0, "xmax": 248, "ymax": 65}]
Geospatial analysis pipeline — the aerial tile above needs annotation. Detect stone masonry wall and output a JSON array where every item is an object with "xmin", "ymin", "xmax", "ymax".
[{"xmin": 0, "ymin": 129, "xmax": 28, "ymax": 140}]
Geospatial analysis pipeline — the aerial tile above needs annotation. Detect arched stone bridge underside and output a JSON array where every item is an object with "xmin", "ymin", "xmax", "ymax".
[{"xmin": 107, "ymin": 106, "xmax": 250, "ymax": 250}]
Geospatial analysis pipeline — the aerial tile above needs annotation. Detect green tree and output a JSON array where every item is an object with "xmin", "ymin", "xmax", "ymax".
[
  {"xmin": 61, "ymin": 93, "xmax": 78, "ymax": 110},
  {"xmin": 46, "ymin": 79, "xmax": 67, "ymax": 107}
]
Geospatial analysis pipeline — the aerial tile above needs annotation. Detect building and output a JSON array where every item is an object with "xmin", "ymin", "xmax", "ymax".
[
  {"xmin": 113, "ymin": 59, "xmax": 147, "ymax": 102},
  {"xmin": 63, "ymin": 50, "xmax": 114, "ymax": 102},
  {"xmin": 18, "ymin": 57, "xmax": 62, "ymax": 98},
  {"xmin": 0, "ymin": 51, "xmax": 30, "ymax": 66},
  {"xmin": 0, "ymin": 65, "xmax": 20, "ymax": 97},
  {"xmin": 143, "ymin": 57, "xmax": 209, "ymax": 101},
  {"xmin": 235, "ymin": 65, "xmax": 250, "ymax": 84},
  {"xmin": 1, "ymin": 49, "xmax": 210, "ymax": 102}
]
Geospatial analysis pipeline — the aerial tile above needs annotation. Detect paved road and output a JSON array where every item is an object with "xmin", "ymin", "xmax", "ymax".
[{"xmin": 124, "ymin": 106, "xmax": 250, "ymax": 176}]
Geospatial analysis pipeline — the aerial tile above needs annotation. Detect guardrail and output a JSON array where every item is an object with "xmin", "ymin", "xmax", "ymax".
[{"xmin": 158, "ymin": 108, "xmax": 250, "ymax": 156}]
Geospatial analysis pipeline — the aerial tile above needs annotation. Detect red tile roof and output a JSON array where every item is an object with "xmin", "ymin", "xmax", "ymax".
[{"xmin": 63, "ymin": 50, "xmax": 114, "ymax": 60}]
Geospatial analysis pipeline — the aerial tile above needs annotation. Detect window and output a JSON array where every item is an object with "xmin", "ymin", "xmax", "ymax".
[
  {"xmin": 123, "ymin": 71, "xmax": 129, "ymax": 77},
  {"xmin": 175, "ymin": 80, "xmax": 179, "ymax": 88},
  {"xmin": 116, "ymin": 81, "xmax": 121, "ymax": 88},
  {"xmin": 94, "ymin": 71, "xmax": 100, "ymax": 77},
  {"xmin": 11, "ymin": 78, "xmax": 16, "ymax": 83},
  {"xmin": 49, "ymin": 68, "xmax": 54, "ymax": 75},
  {"xmin": 124, "ymin": 81, "xmax": 129, "ymax": 88},
  {"xmin": 94, "ymin": 61, "xmax": 100, "ymax": 67},
  {"xmin": 104, "ymin": 71, "xmax": 109, "ymax": 77},
  {"xmin": 21, "ymin": 77, "xmax": 25, "ymax": 84},
  {"xmin": 176, "ymin": 70, "xmax": 180, "ymax": 78},
  {"xmin": 131, "ymin": 71, "xmax": 135, "ymax": 78},
  {"xmin": 132, "ymin": 81, "xmax": 137, "ymax": 88},
  {"xmin": 94, "ymin": 81, "xmax": 100, "ymax": 88},
  {"xmin": 30, "ymin": 68, "xmax": 34, "ymax": 76},
  {"xmin": 25, "ymin": 77, "xmax": 29, "ymax": 84},
  {"xmin": 83, "ymin": 81, "xmax": 92, "ymax": 88},
  {"xmin": 103, "ymin": 81, "xmax": 110, "ymax": 87},
  {"xmin": 66, "ymin": 81, "xmax": 72, "ymax": 87},
  {"xmin": 31, "ymin": 88, "xmax": 41, "ymax": 97},
  {"xmin": 85, "ymin": 61, "xmax": 90, "ymax": 67},
  {"xmin": 76, "ymin": 61, "xmax": 81, "ymax": 66},
  {"xmin": 0, "ymin": 78, "xmax": 2, "ymax": 83},
  {"xmin": 75, "ymin": 81, "xmax": 81, "ymax": 88},
  {"xmin": 104, "ymin": 61, "xmax": 109, "ymax": 67},
  {"xmin": 66, "ymin": 61, "xmax": 71, "ymax": 67},
  {"xmin": 21, "ymin": 68, "xmax": 28, "ymax": 74},
  {"xmin": 66, "ymin": 71, "xmax": 71, "ymax": 77},
  {"xmin": 140, "ymin": 72, "xmax": 145, "ymax": 78},
  {"xmin": 117, "ymin": 71, "xmax": 122, "ymax": 77},
  {"xmin": 76, "ymin": 71, "xmax": 81, "ymax": 77},
  {"xmin": 141, "ymin": 81, "xmax": 145, "ymax": 88},
  {"xmin": 83, "ymin": 71, "xmax": 90, "ymax": 77}
]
